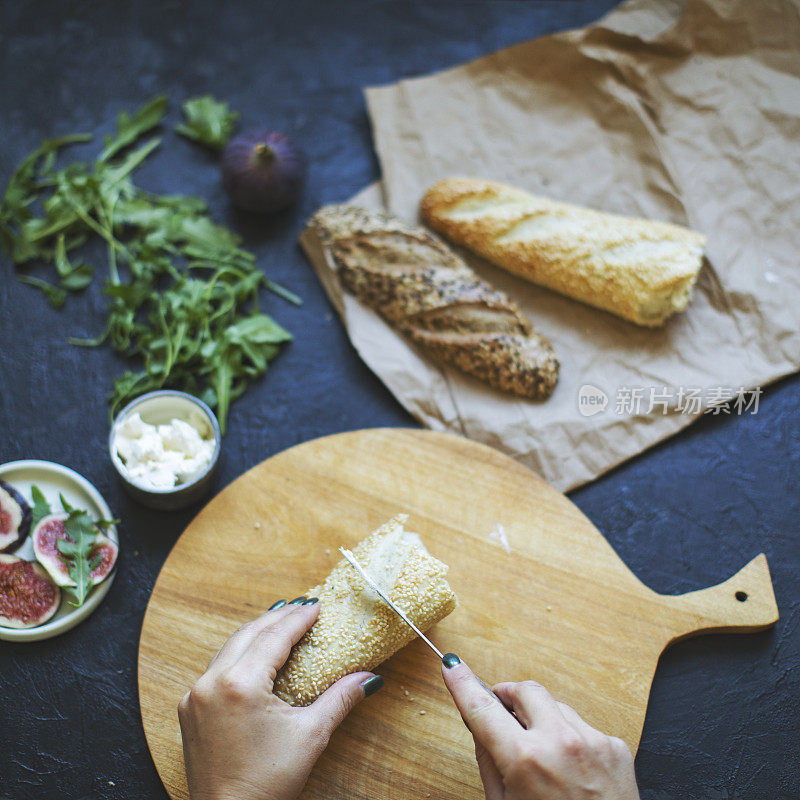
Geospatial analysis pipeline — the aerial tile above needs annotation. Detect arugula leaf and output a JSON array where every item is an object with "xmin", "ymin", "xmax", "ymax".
[
  {"xmin": 54, "ymin": 235, "xmax": 93, "ymax": 291},
  {"xmin": 99, "ymin": 95, "xmax": 168, "ymax": 162},
  {"xmin": 29, "ymin": 485, "xmax": 52, "ymax": 527},
  {"xmin": 58, "ymin": 509, "xmax": 99, "ymax": 607},
  {"xmin": 17, "ymin": 275, "xmax": 66, "ymax": 308},
  {"xmin": 176, "ymin": 95, "xmax": 239, "ymax": 150},
  {"xmin": 101, "ymin": 138, "xmax": 162, "ymax": 186},
  {"xmin": 1, "ymin": 95, "xmax": 297, "ymax": 433},
  {"xmin": 0, "ymin": 134, "xmax": 91, "ymax": 259},
  {"xmin": 225, "ymin": 314, "xmax": 292, "ymax": 345}
]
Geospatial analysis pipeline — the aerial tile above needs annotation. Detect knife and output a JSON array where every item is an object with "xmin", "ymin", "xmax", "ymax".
[
  {"xmin": 338, "ymin": 546, "xmax": 522, "ymax": 725},
  {"xmin": 338, "ymin": 546, "xmax": 445, "ymax": 659}
]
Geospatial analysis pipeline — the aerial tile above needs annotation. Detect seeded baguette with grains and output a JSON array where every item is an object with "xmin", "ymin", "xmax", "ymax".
[
  {"xmin": 304, "ymin": 204, "xmax": 559, "ymax": 399},
  {"xmin": 421, "ymin": 178, "xmax": 707, "ymax": 327},
  {"xmin": 273, "ymin": 515, "xmax": 457, "ymax": 707}
]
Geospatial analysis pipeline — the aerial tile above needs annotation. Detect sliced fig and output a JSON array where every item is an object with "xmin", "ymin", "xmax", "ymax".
[
  {"xmin": 0, "ymin": 480, "xmax": 32, "ymax": 553},
  {"xmin": 33, "ymin": 513, "xmax": 118, "ymax": 588},
  {"xmin": 86, "ymin": 535, "xmax": 118, "ymax": 585},
  {"xmin": 0, "ymin": 553, "xmax": 61, "ymax": 628}
]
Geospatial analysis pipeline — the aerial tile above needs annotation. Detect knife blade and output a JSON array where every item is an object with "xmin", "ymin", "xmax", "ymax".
[
  {"xmin": 338, "ymin": 545, "xmax": 523, "ymax": 726},
  {"xmin": 338, "ymin": 546, "xmax": 445, "ymax": 660}
]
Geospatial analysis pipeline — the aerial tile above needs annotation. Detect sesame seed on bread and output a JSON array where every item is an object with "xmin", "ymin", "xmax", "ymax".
[
  {"xmin": 421, "ymin": 178, "xmax": 706, "ymax": 327},
  {"xmin": 273, "ymin": 515, "xmax": 457, "ymax": 706}
]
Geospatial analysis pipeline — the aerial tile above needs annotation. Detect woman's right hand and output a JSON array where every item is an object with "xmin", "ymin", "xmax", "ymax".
[{"xmin": 440, "ymin": 655, "xmax": 640, "ymax": 800}]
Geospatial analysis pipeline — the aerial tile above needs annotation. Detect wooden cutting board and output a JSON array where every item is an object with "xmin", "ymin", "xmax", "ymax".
[{"xmin": 138, "ymin": 429, "xmax": 778, "ymax": 800}]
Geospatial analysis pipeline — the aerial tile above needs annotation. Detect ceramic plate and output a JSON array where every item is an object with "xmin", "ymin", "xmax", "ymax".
[{"xmin": 0, "ymin": 460, "xmax": 118, "ymax": 642}]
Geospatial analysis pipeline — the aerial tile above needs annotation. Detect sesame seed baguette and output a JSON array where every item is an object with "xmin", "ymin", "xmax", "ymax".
[
  {"xmin": 305, "ymin": 204, "xmax": 559, "ymax": 399},
  {"xmin": 420, "ymin": 178, "xmax": 707, "ymax": 327},
  {"xmin": 273, "ymin": 515, "xmax": 457, "ymax": 707}
]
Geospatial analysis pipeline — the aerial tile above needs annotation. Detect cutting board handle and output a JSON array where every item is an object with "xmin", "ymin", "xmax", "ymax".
[{"xmin": 661, "ymin": 553, "xmax": 779, "ymax": 644}]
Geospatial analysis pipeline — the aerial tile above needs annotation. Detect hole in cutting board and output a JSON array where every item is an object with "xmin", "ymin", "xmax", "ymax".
[{"xmin": 735, "ymin": 590, "xmax": 748, "ymax": 602}]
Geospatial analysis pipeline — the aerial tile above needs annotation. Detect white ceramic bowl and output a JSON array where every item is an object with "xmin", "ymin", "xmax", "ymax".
[
  {"xmin": 108, "ymin": 391, "xmax": 221, "ymax": 511},
  {"xmin": 0, "ymin": 460, "xmax": 118, "ymax": 642}
]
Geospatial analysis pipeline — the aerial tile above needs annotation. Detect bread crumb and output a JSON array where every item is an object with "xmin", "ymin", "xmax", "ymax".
[
  {"xmin": 325, "ymin": 548, "xmax": 331, "ymax": 555},
  {"xmin": 254, "ymin": 521, "xmax": 261, "ymax": 529},
  {"xmin": 489, "ymin": 523, "xmax": 511, "ymax": 554}
]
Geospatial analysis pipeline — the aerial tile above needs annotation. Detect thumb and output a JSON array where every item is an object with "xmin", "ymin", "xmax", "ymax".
[{"xmin": 307, "ymin": 671, "xmax": 382, "ymax": 736}]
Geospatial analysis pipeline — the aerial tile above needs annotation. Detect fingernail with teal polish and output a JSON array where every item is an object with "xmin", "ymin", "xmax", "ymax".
[
  {"xmin": 303, "ymin": 597, "xmax": 319, "ymax": 605},
  {"xmin": 442, "ymin": 653, "xmax": 461, "ymax": 669},
  {"xmin": 361, "ymin": 675, "xmax": 384, "ymax": 697},
  {"xmin": 288, "ymin": 596, "xmax": 307, "ymax": 605},
  {"xmin": 268, "ymin": 599, "xmax": 287, "ymax": 611}
]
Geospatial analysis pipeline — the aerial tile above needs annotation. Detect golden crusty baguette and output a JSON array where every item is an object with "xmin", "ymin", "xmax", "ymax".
[
  {"xmin": 305, "ymin": 204, "xmax": 559, "ymax": 399},
  {"xmin": 273, "ymin": 515, "xmax": 457, "ymax": 707},
  {"xmin": 420, "ymin": 178, "xmax": 707, "ymax": 327}
]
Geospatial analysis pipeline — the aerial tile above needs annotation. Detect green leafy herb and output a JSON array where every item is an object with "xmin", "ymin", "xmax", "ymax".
[
  {"xmin": 54, "ymin": 234, "xmax": 94, "ymax": 290},
  {"xmin": 30, "ymin": 485, "xmax": 52, "ymax": 527},
  {"xmin": 57, "ymin": 507, "xmax": 99, "ymax": 607},
  {"xmin": 99, "ymin": 95, "xmax": 168, "ymax": 161},
  {"xmin": 175, "ymin": 95, "xmax": 239, "ymax": 150},
  {"xmin": 51, "ymin": 494, "xmax": 118, "ymax": 608},
  {"xmin": 17, "ymin": 275, "xmax": 67, "ymax": 309},
  {"xmin": 0, "ymin": 133, "xmax": 92, "ymax": 261},
  {"xmin": 0, "ymin": 96, "xmax": 297, "ymax": 433}
]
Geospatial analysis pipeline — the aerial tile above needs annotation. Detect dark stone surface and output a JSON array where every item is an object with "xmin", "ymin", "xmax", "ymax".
[{"xmin": 0, "ymin": 2, "xmax": 797, "ymax": 799}]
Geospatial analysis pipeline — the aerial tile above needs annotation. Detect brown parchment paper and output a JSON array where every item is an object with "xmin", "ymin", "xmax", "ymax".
[{"xmin": 302, "ymin": 0, "xmax": 800, "ymax": 491}]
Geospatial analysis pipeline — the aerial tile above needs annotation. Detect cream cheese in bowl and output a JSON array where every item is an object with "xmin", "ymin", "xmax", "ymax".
[
  {"xmin": 109, "ymin": 391, "xmax": 221, "ymax": 510},
  {"xmin": 114, "ymin": 413, "xmax": 215, "ymax": 490}
]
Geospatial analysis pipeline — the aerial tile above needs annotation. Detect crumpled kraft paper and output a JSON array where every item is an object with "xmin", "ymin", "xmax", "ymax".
[{"xmin": 302, "ymin": 0, "xmax": 800, "ymax": 491}]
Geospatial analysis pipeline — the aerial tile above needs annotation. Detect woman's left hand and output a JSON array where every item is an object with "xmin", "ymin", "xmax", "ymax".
[{"xmin": 178, "ymin": 597, "xmax": 382, "ymax": 800}]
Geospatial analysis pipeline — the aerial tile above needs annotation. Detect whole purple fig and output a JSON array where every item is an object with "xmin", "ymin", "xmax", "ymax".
[{"xmin": 221, "ymin": 130, "xmax": 306, "ymax": 214}]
